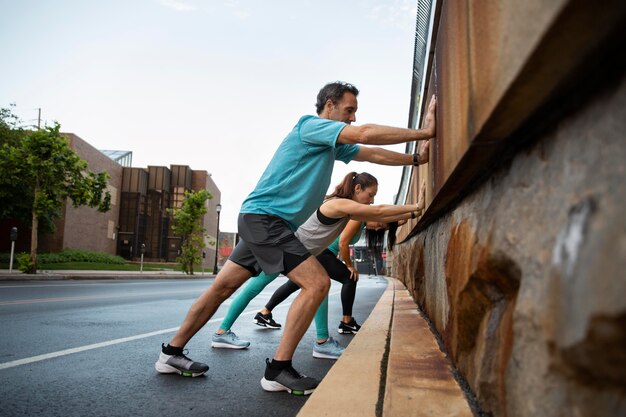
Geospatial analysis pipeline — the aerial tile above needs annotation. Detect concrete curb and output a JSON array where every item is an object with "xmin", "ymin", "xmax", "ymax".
[
  {"xmin": 298, "ymin": 277, "xmax": 472, "ymax": 417},
  {"xmin": 298, "ymin": 277, "xmax": 394, "ymax": 416}
]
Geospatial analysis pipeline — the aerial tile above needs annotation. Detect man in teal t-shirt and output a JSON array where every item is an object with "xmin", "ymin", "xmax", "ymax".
[
  {"xmin": 156, "ymin": 81, "xmax": 437, "ymax": 396},
  {"xmin": 240, "ymin": 115, "xmax": 359, "ymax": 229}
]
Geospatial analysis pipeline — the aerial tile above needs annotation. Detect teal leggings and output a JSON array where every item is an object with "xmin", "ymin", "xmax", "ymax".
[{"xmin": 218, "ymin": 272, "xmax": 330, "ymax": 340}]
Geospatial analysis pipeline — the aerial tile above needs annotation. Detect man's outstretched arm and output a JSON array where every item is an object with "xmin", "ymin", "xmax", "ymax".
[
  {"xmin": 352, "ymin": 140, "xmax": 431, "ymax": 166},
  {"xmin": 338, "ymin": 96, "xmax": 436, "ymax": 145}
]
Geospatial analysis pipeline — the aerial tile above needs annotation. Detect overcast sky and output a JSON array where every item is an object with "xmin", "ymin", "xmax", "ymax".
[{"xmin": 1, "ymin": 0, "xmax": 418, "ymax": 232}]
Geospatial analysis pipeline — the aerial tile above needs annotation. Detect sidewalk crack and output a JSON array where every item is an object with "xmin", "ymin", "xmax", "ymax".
[{"xmin": 375, "ymin": 282, "xmax": 394, "ymax": 417}]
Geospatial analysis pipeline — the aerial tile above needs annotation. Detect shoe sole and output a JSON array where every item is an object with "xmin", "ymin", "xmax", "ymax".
[
  {"xmin": 312, "ymin": 351, "xmax": 340, "ymax": 360},
  {"xmin": 254, "ymin": 320, "xmax": 281, "ymax": 330},
  {"xmin": 154, "ymin": 361, "xmax": 207, "ymax": 377},
  {"xmin": 211, "ymin": 341, "xmax": 250, "ymax": 349},
  {"xmin": 260, "ymin": 377, "xmax": 315, "ymax": 396}
]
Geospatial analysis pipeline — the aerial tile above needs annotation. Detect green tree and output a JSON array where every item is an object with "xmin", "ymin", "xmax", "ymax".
[
  {"xmin": 168, "ymin": 190, "xmax": 212, "ymax": 275},
  {"xmin": 0, "ymin": 105, "xmax": 25, "ymax": 147},
  {"xmin": 0, "ymin": 113, "xmax": 111, "ymax": 273},
  {"xmin": 0, "ymin": 106, "xmax": 34, "ymax": 226}
]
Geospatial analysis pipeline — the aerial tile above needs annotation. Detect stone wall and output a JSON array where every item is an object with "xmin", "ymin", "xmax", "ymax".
[{"xmin": 390, "ymin": 73, "xmax": 626, "ymax": 417}]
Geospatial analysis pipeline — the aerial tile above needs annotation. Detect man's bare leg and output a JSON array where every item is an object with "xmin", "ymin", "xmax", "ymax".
[
  {"xmin": 273, "ymin": 256, "xmax": 330, "ymax": 360},
  {"xmin": 169, "ymin": 260, "xmax": 252, "ymax": 348}
]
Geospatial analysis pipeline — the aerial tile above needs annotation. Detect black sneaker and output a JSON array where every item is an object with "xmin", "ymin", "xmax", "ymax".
[
  {"xmin": 154, "ymin": 344, "xmax": 209, "ymax": 377},
  {"xmin": 338, "ymin": 318, "xmax": 361, "ymax": 334},
  {"xmin": 260, "ymin": 358, "xmax": 318, "ymax": 395},
  {"xmin": 254, "ymin": 312, "xmax": 282, "ymax": 329}
]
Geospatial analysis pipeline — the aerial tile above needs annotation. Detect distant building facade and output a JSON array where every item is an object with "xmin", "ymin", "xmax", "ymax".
[
  {"xmin": 33, "ymin": 133, "xmax": 222, "ymax": 270},
  {"xmin": 37, "ymin": 133, "xmax": 124, "ymax": 255}
]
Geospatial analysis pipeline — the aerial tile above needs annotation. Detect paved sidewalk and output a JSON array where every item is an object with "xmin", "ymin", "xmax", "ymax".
[{"xmin": 0, "ymin": 269, "xmax": 212, "ymax": 280}]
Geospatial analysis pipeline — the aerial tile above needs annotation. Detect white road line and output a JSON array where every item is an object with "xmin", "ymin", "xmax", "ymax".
[
  {"xmin": 0, "ymin": 289, "xmax": 208, "ymax": 306},
  {"xmin": 0, "ymin": 289, "xmax": 340, "ymax": 371},
  {"xmin": 0, "ymin": 310, "xmax": 250, "ymax": 371}
]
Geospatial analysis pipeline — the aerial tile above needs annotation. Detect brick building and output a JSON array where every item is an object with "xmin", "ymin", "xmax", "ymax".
[
  {"xmin": 116, "ymin": 164, "xmax": 221, "ymax": 266},
  {"xmin": 22, "ymin": 133, "xmax": 221, "ymax": 269}
]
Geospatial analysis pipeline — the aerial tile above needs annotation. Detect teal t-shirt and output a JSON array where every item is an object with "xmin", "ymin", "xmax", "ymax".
[
  {"xmin": 240, "ymin": 115, "xmax": 360, "ymax": 230},
  {"xmin": 327, "ymin": 222, "xmax": 365, "ymax": 255}
]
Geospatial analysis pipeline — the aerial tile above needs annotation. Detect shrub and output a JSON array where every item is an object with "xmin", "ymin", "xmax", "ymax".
[
  {"xmin": 37, "ymin": 249, "xmax": 127, "ymax": 265},
  {"xmin": 1, "ymin": 249, "xmax": 126, "ymax": 267},
  {"xmin": 17, "ymin": 253, "xmax": 34, "ymax": 273}
]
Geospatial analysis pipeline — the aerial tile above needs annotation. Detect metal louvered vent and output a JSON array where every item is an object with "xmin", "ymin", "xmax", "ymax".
[
  {"xmin": 395, "ymin": 0, "xmax": 436, "ymax": 205},
  {"xmin": 413, "ymin": 0, "xmax": 433, "ymax": 93}
]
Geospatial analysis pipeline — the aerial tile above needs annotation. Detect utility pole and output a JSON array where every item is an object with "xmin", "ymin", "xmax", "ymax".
[
  {"xmin": 37, "ymin": 108, "xmax": 41, "ymax": 129},
  {"xmin": 213, "ymin": 203, "xmax": 222, "ymax": 275}
]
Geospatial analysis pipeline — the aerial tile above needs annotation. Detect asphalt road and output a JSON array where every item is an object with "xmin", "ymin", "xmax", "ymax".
[{"xmin": 0, "ymin": 275, "xmax": 387, "ymax": 417}]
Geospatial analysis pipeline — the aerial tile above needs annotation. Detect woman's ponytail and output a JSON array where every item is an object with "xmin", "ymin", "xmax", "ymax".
[{"xmin": 326, "ymin": 172, "xmax": 378, "ymax": 200}]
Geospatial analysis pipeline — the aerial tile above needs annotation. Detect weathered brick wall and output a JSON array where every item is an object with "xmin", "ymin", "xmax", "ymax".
[
  {"xmin": 390, "ymin": 74, "xmax": 626, "ymax": 417},
  {"xmin": 191, "ymin": 170, "xmax": 221, "ymax": 269},
  {"xmin": 39, "ymin": 133, "xmax": 123, "ymax": 254}
]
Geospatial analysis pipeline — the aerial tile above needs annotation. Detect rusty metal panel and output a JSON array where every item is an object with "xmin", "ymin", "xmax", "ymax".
[
  {"xmin": 435, "ymin": 0, "xmax": 472, "ymax": 186},
  {"xmin": 398, "ymin": 0, "xmax": 626, "ymax": 241}
]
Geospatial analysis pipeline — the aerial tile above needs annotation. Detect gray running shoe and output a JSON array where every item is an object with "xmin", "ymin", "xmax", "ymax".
[
  {"xmin": 154, "ymin": 347, "xmax": 209, "ymax": 377},
  {"xmin": 260, "ymin": 358, "xmax": 318, "ymax": 396},
  {"xmin": 211, "ymin": 330, "xmax": 250, "ymax": 349},
  {"xmin": 312, "ymin": 337, "xmax": 344, "ymax": 360}
]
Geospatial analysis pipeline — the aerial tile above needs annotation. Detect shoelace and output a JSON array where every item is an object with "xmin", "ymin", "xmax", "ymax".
[
  {"xmin": 286, "ymin": 366, "xmax": 304, "ymax": 379},
  {"xmin": 331, "ymin": 338, "xmax": 343, "ymax": 350},
  {"xmin": 344, "ymin": 320, "xmax": 358, "ymax": 329}
]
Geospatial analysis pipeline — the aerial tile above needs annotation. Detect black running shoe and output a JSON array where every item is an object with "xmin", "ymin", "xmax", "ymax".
[
  {"xmin": 254, "ymin": 312, "xmax": 282, "ymax": 329},
  {"xmin": 260, "ymin": 359, "xmax": 318, "ymax": 395},
  {"xmin": 338, "ymin": 318, "xmax": 361, "ymax": 334},
  {"xmin": 155, "ymin": 345, "xmax": 209, "ymax": 377}
]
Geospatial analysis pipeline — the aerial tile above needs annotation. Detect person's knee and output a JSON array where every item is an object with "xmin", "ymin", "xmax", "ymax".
[
  {"xmin": 312, "ymin": 275, "xmax": 331, "ymax": 297},
  {"xmin": 287, "ymin": 257, "xmax": 330, "ymax": 296},
  {"xmin": 295, "ymin": 273, "xmax": 329, "ymax": 297},
  {"xmin": 208, "ymin": 279, "xmax": 237, "ymax": 301},
  {"xmin": 211, "ymin": 267, "xmax": 251, "ymax": 300}
]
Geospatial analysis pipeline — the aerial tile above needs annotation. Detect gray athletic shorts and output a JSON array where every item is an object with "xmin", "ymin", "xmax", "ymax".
[{"xmin": 229, "ymin": 213, "xmax": 311, "ymax": 276}]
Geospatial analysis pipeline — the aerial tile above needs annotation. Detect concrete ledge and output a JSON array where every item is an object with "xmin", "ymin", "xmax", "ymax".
[
  {"xmin": 384, "ymin": 282, "xmax": 473, "ymax": 416},
  {"xmin": 298, "ymin": 278, "xmax": 472, "ymax": 417},
  {"xmin": 298, "ymin": 278, "xmax": 394, "ymax": 416}
]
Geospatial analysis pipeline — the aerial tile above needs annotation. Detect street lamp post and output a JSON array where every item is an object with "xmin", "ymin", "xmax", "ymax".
[{"xmin": 213, "ymin": 203, "xmax": 222, "ymax": 275}]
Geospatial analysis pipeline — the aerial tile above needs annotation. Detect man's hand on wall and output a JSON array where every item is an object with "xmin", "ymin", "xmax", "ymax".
[
  {"xmin": 418, "ymin": 138, "xmax": 430, "ymax": 164},
  {"xmin": 422, "ymin": 95, "xmax": 437, "ymax": 138}
]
